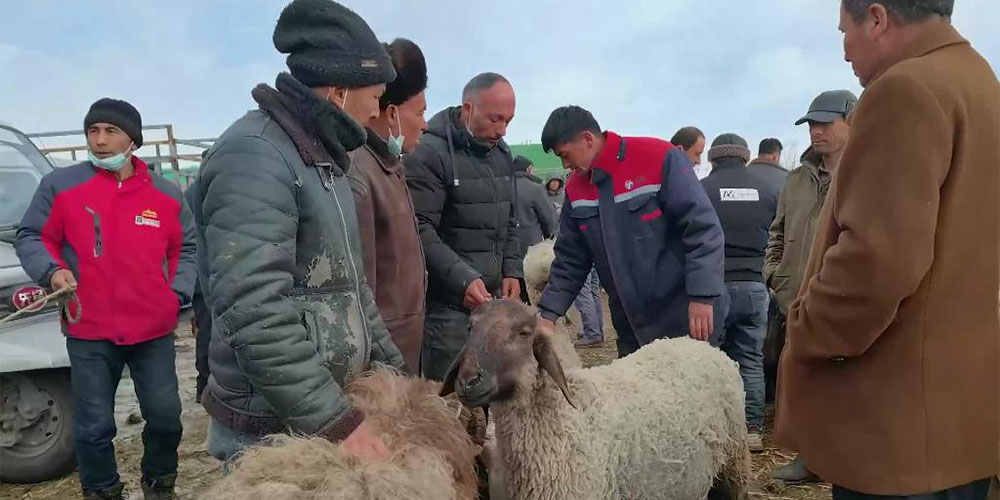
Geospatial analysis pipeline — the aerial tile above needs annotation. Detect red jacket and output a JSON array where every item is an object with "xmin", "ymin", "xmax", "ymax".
[{"xmin": 15, "ymin": 157, "xmax": 197, "ymax": 345}]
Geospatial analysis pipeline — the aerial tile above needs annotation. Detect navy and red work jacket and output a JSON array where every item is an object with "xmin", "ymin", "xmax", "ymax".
[
  {"xmin": 538, "ymin": 131, "xmax": 726, "ymax": 346},
  {"xmin": 16, "ymin": 157, "xmax": 197, "ymax": 345}
]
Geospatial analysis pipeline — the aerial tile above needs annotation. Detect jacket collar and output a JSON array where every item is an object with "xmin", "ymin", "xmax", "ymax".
[
  {"xmin": 91, "ymin": 155, "xmax": 151, "ymax": 185},
  {"xmin": 363, "ymin": 128, "xmax": 403, "ymax": 175},
  {"xmin": 593, "ymin": 131, "xmax": 625, "ymax": 175},
  {"xmin": 251, "ymin": 72, "xmax": 366, "ymax": 175},
  {"xmin": 799, "ymin": 147, "xmax": 827, "ymax": 175},
  {"xmin": 869, "ymin": 22, "xmax": 967, "ymax": 85},
  {"xmin": 748, "ymin": 158, "xmax": 782, "ymax": 170},
  {"xmin": 710, "ymin": 157, "xmax": 747, "ymax": 173}
]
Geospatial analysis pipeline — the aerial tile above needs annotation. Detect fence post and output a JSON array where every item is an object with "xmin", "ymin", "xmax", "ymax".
[{"xmin": 166, "ymin": 124, "xmax": 180, "ymax": 188}]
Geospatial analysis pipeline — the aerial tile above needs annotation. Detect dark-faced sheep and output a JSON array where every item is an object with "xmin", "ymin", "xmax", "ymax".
[
  {"xmin": 442, "ymin": 299, "xmax": 750, "ymax": 500},
  {"xmin": 202, "ymin": 369, "xmax": 482, "ymax": 500}
]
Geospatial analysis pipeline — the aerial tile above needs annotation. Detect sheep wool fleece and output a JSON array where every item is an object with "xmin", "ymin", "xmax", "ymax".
[{"xmin": 494, "ymin": 337, "xmax": 749, "ymax": 500}]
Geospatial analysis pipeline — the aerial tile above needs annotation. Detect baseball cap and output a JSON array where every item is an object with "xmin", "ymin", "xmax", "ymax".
[{"xmin": 795, "ymin": 90, "xmax": 859, "ymax": 125}]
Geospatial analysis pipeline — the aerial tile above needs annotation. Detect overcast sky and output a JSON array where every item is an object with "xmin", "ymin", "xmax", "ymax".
[{"xmin": 2, "ymin": 0, "xmax": 998, "ymax": 167}]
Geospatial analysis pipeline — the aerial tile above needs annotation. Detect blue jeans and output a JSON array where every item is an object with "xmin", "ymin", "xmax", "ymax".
[
  {"xmin": 66, "ymin": 335, "xmax": 182, "ymax": 493},
  {"xmin": 206, "ymin": 418, "xmax": 263, "ymax": 467},
  {"xmin": 573, "ymin": 268, "xmax": 604, "ymax": 340},
  {"xmin": 720, "ymin": 281, "xmax": 769, "ymax": 428}
]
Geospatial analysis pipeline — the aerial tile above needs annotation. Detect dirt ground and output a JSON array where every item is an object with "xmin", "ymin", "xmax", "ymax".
[{"xmin": 1, "ymin": 296, "xmax": 832, "ymax": 500}]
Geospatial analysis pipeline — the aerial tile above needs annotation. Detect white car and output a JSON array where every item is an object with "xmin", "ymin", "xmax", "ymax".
[{"xmin": 0, "ymin": 121, "xmax": 76, "ymax": 483}]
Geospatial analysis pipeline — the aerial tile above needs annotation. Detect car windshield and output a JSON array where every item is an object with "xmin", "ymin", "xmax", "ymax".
[{"xmin": 0, "ymin": 125, "xmax": 52, "ymax": 231}]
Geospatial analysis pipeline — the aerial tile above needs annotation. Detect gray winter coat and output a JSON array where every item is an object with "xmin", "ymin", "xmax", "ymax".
[
  {"xmin": 514, "ymin": 171, "xmax": 557, "ymax": 252},
  {"xmin": 193, "ymin": 73, "xmax": 403, "ymax": 442}
]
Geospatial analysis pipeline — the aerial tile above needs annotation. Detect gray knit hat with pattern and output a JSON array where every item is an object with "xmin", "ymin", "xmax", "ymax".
[
  {"xmin": 707, "ymin": 133, "xmax": 751, "ymax": 164},
  {"xmin": 273, "ymin": 0, "xmax": 396, "ymax": 88}
]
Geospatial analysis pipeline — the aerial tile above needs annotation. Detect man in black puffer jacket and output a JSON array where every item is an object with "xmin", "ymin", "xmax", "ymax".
[{"xmin": 404, "ymin": 72, "xmax": 523, "ymax": 380}]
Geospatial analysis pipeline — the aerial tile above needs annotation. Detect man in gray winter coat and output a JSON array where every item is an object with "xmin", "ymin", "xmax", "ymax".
[
  {"xmin": 513, "ymin": 155, "xmax": 557, "ymax": 252},
  {"xmin": 191, "ymin": 0, "xmax": 403, "ymax": 464},
  {"xmin": 405, "ymin": 72, "xmax": 523, "ymax": 380}
]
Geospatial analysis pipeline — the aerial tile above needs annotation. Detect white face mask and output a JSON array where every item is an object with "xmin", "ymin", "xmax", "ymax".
[{"xmin": 387, "ymin": 107, "xmax": 404, "ymax": 158}]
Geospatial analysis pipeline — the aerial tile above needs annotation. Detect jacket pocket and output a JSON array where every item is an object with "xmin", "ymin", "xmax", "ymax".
[{"xmin": 626, "ymin": 193, "xmax": 665, "ymax": 241}]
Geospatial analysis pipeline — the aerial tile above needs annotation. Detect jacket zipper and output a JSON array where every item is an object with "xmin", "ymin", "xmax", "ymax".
[
  {"xmin": 84, "ymin": 206, "xmax": 102, "ymax": 257},
  {"xmin": 488, "ymin": 152, "xmax": 502, "ymax": 290},
  {"xmin": 328, "ymin": 172, "xmax": 372, "ymax": 368}
]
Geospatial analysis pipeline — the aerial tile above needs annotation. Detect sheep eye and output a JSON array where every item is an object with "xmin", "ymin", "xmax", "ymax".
[{"xmin": 518, "ymin": 329, "xmax": 532, "ymax": 338}]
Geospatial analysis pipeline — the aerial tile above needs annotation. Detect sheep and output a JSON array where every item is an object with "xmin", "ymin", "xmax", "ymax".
[
  {"xmin": 523, "ymin": 239, "xmax": 556, "ymax": 306},
  {"xmin": 202, "ymin": 369, "xmax": 482, "ymax": 500},
  {"xmin": 441, "ymin": 299, "xmax": 750, "ymax": 500}
]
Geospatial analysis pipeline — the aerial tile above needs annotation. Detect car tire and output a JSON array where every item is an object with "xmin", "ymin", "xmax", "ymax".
[{"xmin": 0, "ymin": 369, "xmax": 76, "ymax": 483}]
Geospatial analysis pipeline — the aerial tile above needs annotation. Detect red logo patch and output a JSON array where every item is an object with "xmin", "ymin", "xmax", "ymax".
[{"xmin": 12, "ymin": 286, "xmax": 46, "ymax": 312}]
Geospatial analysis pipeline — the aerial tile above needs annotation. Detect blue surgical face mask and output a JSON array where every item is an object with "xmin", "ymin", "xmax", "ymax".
[
  {"xmin": 88, "ymin": 143, "xmax": 134, "ymax": 172},
  {"xmin": 387, "ymin": 109, "xmax": 405, "ymax": 158}
]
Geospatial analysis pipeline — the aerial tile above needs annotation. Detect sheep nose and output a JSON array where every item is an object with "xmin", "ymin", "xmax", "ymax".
[{"xmin": 459, "ymin": 370, "xmax": 485, "ymax": 391}]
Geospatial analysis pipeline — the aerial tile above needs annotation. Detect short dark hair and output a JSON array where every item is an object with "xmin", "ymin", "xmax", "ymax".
[
  {"xmin": 462, "ymin": 72, "xmax": 510, "ymax": 102},
  {"xmin": 670, "ymin": 126, "xmax": 705, "ymax": 150},
  {"xmin": 841, "ymin": 0, "xmax": 953, "ymax": 23},
  {"xmin": 541, "ymin": 106, "xmax": 602, "ymax": 153},
  {"xmin": 759, "ymin": 138, "xmax": 783, "ymax": 155}
]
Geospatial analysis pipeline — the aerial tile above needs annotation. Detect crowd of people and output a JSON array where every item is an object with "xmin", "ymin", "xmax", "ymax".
[{"xmin": 12, "ymin": 0, "xmax": 999, "ymax": 499}]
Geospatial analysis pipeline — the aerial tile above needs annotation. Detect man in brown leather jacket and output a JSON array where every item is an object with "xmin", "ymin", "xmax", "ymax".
[{"xmin": 348, "ymin": 38, "xmax": 429, "ymax": 373}]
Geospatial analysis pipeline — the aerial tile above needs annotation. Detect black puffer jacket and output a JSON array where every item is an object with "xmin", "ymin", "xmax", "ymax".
[
  {"xmin": 404, "ymin": 107, "xmax": 522, "ymax": 305},
  {"xmin": 192, "ymin": 73, "xmax": 403, "ymax": 443}
]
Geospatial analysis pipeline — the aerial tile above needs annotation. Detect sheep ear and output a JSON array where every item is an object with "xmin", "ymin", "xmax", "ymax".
[
  {"xmin": 533, "ymin": 332, "xmax": 576, "ymax": 409},
  {"xmin": 439, "ymin": 345, "xmax": 466, "ymax": 397}
]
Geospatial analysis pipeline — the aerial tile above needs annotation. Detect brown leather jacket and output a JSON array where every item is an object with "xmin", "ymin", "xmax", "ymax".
[{"xmin": 348, "ymin": 132, "xmax": 426, "ymax": 373}]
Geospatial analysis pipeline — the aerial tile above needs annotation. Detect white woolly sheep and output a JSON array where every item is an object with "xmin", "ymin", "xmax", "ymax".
[
  {"xmin": 442, "ymin": 299, "xmax": 750, "ymax": 500},
  {"xmin": 202, "ymin": 370, "xmax": 483, "ymax": 500},
  {"xmin": 523, "ymin": 239, "xmax": 556, "ymax": 306}
]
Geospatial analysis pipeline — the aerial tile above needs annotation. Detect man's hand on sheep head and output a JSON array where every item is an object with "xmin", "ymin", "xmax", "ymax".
[
  {"xmin": 502, "ymin": 278, "xmax": 521, "ymax": 299},
  {"xmin": 536, "ymin": 316, "xmax": 556, "ymax": 333},
  {"xmin": 688, "ymin": 301, "xmax": 714, "ymax": 342},
  {"xmin": 341, "ymin": 421, "xmax": 390, "ymax": 462},
  {"xmin": 464, "ymin": 279, "xmax": 492, "ymax": 310}
]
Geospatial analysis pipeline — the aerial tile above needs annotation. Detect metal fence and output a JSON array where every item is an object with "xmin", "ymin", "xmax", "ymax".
[{"xmin": 26, "ymin": 124, "xmax": 216, "ymax": 188}]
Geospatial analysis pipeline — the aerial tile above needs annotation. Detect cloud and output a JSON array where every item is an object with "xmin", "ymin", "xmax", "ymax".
[{"xmin": 1, "ymin": 0, "xmax": 997, "ymax": 164}]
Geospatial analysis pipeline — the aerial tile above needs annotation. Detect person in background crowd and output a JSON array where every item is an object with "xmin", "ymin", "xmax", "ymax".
[
  {"xmin": 513, "ymin": 156, "xmax": 557, "ymax": 255},
  {"xmin": 700, "ymin": 133, "xmax": 780, "ymax": 454},
  {"xmin": 670, "ymin": 125, "xmax": 706, "ymax": 167},
  {"xmin": 512, "ymin": 156, "xmax": 557, "ymax": 304},
  {"xmin": 537, "ymin": 106, "xmax": 726, "ymax": 357},
  {"xmin": 747, "ymin": 137, "xmax": 787, "ymax": 194},
  {"xmin": 545, "ymin": 176, "xmax": 566, "ymax": 215},
  {"xmin": 347, "ymin": 37, "xmax": 429, "ymax": 374},
  {"xmin": 671, "ymin": 125, "xmax": 708, "ymax": 179},
  {"xmin": 191, "ymin": 0, "xmax": 404, "ymax": 465},
  {"xmin": 775, "ymin": 1, "xmax": 999, "ymax": 498},
  {"xmin": 16, "ymin": 98, "xmax": 197, "ymax": 500},
  {"xmin": 764, "ymin": 88, "xmax": 857, "ymax": 483},
  {"xmin": 405, "ymin": 72, "xmax": 522, "ymax": 380}
]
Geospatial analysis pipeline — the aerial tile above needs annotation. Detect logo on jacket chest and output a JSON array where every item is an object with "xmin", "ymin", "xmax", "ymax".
[
  {"xmin": 719, "ymin": 188, "xmax": 759, "ymax": 202},
  {"xmin": 135, "ymin": 209, "xmax": 161, "ymax": 228}
]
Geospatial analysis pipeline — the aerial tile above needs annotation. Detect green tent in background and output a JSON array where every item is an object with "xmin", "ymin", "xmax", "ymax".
[{"xmin": 509, "ymin": 143, "xmax": 565, "ymax": 181}]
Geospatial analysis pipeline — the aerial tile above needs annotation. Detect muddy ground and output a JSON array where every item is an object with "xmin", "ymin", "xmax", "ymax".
[{"xmin": 1, "ymin": 296, "xmax": 831, "ymax": 500}]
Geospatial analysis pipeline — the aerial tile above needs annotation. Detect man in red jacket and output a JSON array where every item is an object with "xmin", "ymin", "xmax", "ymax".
[{"xmin": 16, "ymin": 98, "xmax": 197, "ymax": 500}]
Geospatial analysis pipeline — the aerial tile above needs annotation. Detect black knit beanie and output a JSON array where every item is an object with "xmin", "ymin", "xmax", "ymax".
[
  {"xmin": 707, "ymin": 133, "xmax": 751, "ymax": 164},
  {"xmin": 83, "ymin": 98, "xmax": 143, "ymax": 147},
  {"xmin": 273, "ymin": 0, "xmax": 396, "ymax": 88},
  {"xmin": 514, "ymin": 155, "xmax": 533, "ymax": 173}
]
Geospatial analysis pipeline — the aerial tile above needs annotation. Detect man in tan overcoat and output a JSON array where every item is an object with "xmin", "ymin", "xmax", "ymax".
[{"xmin": 775, "ymin": 1, "xmax": 1000, "ymax": 498}]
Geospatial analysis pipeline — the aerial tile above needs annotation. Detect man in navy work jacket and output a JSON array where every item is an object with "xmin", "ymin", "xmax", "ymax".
[{"xmin": 536, "ymin": 105, "xmax": 726, "ymax": 357}]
